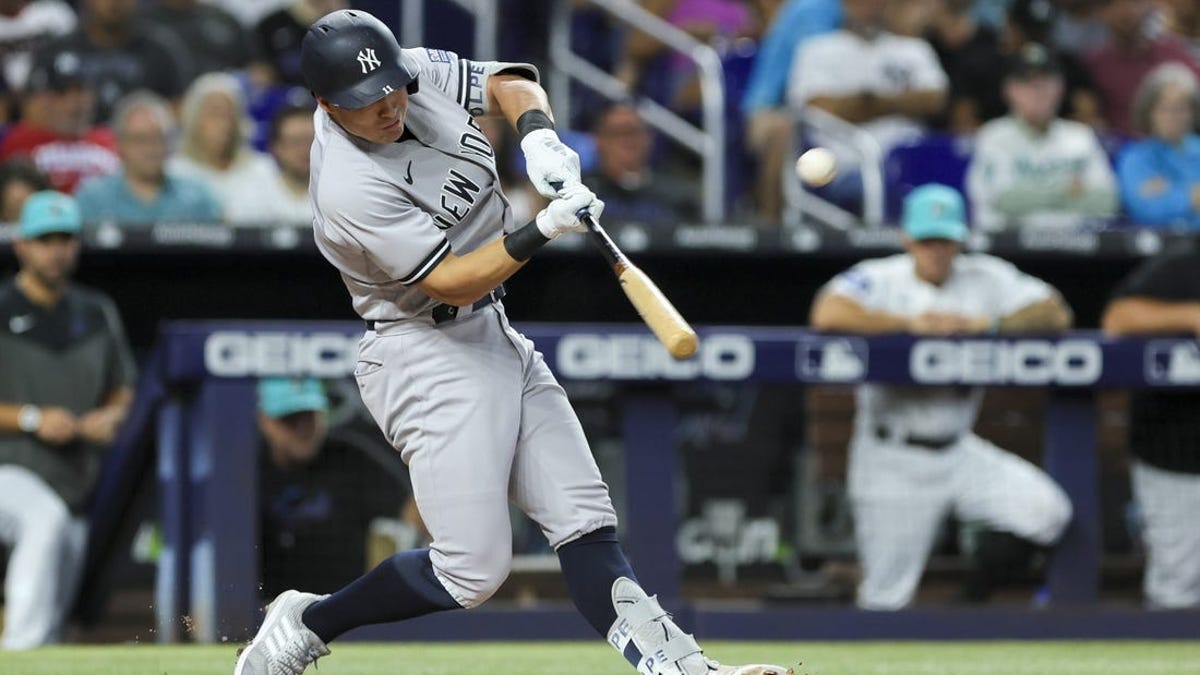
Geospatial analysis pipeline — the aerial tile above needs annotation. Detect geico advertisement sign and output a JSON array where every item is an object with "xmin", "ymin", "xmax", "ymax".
[
  {"xmin": 910, "ymin": 339, "xmax": 1102, "ymax": 385},
  {"xmin": 556, "ymin": 334, "xmax": 755, "ymax": 380},
  {"xmin": 204, "ymin": 332, "xmax": 359, "ymax": 377}
]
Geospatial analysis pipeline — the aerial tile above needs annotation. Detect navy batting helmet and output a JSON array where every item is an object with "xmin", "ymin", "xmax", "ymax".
[{"xmin": 301, "ymin": 10, "xmax": 419, "ymax": 109}]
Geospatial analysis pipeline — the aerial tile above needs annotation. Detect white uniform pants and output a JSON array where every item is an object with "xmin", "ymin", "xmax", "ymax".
[
  {"xmin": 1131, "ymin": 460, "xmax": 1200, "ymax": 609},
  {"xmin": 0, "ymin": 465, "xmax": 88, "ymax": 649},
  {"xmin": 848, "ymin": 432, "xmax": 1072, "ymax": 610},
  {"xmin": 355, "ymin": 305, "xmax": 618, "ymax": 608}
]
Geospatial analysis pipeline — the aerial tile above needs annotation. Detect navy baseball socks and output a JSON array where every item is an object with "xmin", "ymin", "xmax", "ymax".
[
  {"xmin": 300, "ymin": 548, "xmax": 461, "ymax": 643},
  {"xmin": 556, "ymin": 526, "xmax": 643, "ymax": 667},
  {"xmin": 298, "ymin": 527, "xmax": 664, "ymax": 670}
]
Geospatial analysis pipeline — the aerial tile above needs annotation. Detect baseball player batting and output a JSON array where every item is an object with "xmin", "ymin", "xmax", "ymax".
[{"xmin": 233, "ymin": 10, "xmax": 787, "ymax": 675}]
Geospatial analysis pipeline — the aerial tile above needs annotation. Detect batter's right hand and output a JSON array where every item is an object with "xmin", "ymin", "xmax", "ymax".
[
  {"xmin": 37, "ymin": 407, "xmax": 79, "ymax": 445},
  {"xmin": 535, "ymin": 184, "xmax": 605, "ymax": 240}
]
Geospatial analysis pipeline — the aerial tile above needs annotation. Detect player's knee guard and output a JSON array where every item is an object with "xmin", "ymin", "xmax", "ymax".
[{"xmin": 607, "ymin": 577, "xmax": 709, "ymax": 675}]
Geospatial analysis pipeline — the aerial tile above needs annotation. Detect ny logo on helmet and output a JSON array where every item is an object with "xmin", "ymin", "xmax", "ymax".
[{"xmin": 357, "ymin": 48, "xmax": 381, "ymax": 74}]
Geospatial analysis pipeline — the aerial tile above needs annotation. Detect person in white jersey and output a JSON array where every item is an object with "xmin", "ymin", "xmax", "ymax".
[
  {"xmin": 809, "ymin": 183, "xmax": 1074, "ymax": 610},
  {"xmin": 787, "ymin": 0, "xmax": 948, "ymax": 208},
  {"xmin": 233, "ymin": 9, "xmax": 788, "ymax": 675},
  {"xmin": 966, "ymin": 43, "xmax": 1117, "ymax": 231}
]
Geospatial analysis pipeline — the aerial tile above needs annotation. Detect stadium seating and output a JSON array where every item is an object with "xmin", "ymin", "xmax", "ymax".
[{"xmin": 884, "ymin": 134, "xmax": 975, "ymax": 224}]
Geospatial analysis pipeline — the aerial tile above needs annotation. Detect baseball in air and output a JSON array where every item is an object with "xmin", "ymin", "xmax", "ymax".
[{"xmin": 795, "ymin": 147, "xmax": 837, "ymax": 187}]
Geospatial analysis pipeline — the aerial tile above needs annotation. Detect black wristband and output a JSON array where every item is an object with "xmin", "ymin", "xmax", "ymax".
[
  {"xmin": 503, "ymin": 219, "xmax": 551, "ymax": 261},
  {"xmin": 516, "ymin": 110, "xmax": 555, "ymax": 139}
]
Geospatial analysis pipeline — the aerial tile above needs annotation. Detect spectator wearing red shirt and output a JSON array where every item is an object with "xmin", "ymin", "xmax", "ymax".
[
  {"xmin": 0, "ymin": 50, "xmax": 117, "ymax": 193},
  {"xmin": 1084, "ymin": 0, "xmax": 1200, "ymax": 136}
]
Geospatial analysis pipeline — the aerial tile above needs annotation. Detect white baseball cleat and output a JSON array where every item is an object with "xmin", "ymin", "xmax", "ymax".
[
  {"xmin": 707, "ymin": 663, "xmax": 792, "ymax": 675},
  {"xmin": 233, "ymin": 590, "xmax": 330, "ymax": 675},
  {"xmin": 607, "ymin": 577, "xmax": 793, "ymax": 675}
]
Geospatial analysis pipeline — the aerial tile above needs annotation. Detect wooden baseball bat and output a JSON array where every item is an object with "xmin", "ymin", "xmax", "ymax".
[{"xmin": 579, "ymin": 212, "xmax": 699, "ymax": 360}]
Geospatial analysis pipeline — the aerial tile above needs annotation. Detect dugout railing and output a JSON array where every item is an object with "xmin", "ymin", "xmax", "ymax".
[
  {"xmin": 548, "ymin": 0, "xmax": 728, "ymax": 222},
  {"xmin": 81, "ymin": 320, "xmax": 1200, "ymax": 644}
]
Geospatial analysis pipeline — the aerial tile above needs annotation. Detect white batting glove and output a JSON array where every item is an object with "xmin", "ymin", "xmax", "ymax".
[
  {"xmin": 521, "ymin": 129, "xmax": 582, "ymax": 198},
  {"xmin": 535, "ymin": 184, "xmax": 605, "ymax": 239}
]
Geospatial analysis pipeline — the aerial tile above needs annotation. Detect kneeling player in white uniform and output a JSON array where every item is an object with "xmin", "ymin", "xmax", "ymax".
[
  {"xmin": 233, "ymin": 10, "xmax": 787, "ymax": 675},
  {"xmin": 810, "ymin": 184, "xmax": 1074, "ymax": 610}
]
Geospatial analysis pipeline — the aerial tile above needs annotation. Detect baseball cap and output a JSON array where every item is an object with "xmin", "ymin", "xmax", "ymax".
[
  {"xmin": 1005, "ymin": 43, "xmax": 1062, "ymax": 80},
  {"xmin": 902, "ymin": 184, "xmax": 967, "ymax": 242},
  {"xmin": 25, "ymin": 50, "xmax": 88, "ymax": 93},
  {"xmin": 1008, "ymin": 0, "xmax": 1058, "ymax": 42},
  {"xmin": 258, "ymin": 377, "xmax": 330, "ymax": 418},
  {"xmin": 19, "ymin": 190, "xmax": 81, "ymax": 239}
]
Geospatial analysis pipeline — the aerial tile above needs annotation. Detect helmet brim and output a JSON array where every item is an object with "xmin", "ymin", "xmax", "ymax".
[{"xmin": 323, "ymin": 54, "xmax": 418, "ymax": 109}]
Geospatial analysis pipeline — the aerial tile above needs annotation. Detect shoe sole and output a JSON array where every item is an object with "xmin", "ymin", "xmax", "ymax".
[{"xmin": 233, "ymin": 590, "xmax": 299, "ymax": 675}]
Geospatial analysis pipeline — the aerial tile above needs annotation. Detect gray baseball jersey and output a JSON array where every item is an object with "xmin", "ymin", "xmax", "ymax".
[
  {"xmin": 311, "ymin": 47, "xmax": 532, "ymax": 322},
  {"xmin": 308, "ymin": 47, "xmax": 618, "ymax": 608}
]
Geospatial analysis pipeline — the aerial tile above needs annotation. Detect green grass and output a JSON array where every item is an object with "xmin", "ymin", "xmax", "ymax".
[{"xmin": 2, "ymin": 641, "xmax": 1197, "ymax": 675}]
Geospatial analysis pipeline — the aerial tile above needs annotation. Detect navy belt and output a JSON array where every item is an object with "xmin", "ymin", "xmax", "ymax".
[
  {"xmin": 874, "ymin": 425, "xmax": 959, "ymax": 450},
  {"xmin": 365, "ymin": 284, "xmax": 505, "ymax": 330}
]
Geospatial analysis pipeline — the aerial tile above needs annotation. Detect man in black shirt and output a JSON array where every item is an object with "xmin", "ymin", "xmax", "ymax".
[
  {"xmin": 257, "ymin": 377, "xmax": 409, "ymax": 600},
  {"xmin": 0, "ymin": 190, "xmax": 135, "ymax": 648},
  {"xmin": 33, "ymin": 0, "xmax": 186, "ymax": 124},
  {"xmin": 1102, "ymin": 247, "xmax": 1200, "ymax": 609},
  {"xmin": 138, "ymin": 0, "xmax": 265, "ymax": 89},
  {"xmin": 930, "ymin": 0, "xmax": 1103, "ymax": 132},
  {"xmin": 255, "ymin": 0, "xmax": 348, "ymax": 87}
]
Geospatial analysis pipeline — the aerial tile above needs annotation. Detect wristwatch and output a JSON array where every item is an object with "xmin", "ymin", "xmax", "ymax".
[{"xmin": 17, "ymin": 405, "xmax": 41, "ymax": 434}]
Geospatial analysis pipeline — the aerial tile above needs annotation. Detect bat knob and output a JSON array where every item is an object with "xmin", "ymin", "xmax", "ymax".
[{"xmin": 669, "ymin": 332, "xmax": 699, "ymax": 360}]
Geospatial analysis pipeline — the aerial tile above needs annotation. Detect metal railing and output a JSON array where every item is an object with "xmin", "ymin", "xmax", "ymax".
[
  {"xmin": 549, "ymin": 0, "xmax": 727, "ymax": 222},
  {"xmin": 784, "ymin": 106, "xmax": 886, "ymax": 229},
  {"xmin": 399, "ymin": 0, "xmax": 497, "ymax": 61}
]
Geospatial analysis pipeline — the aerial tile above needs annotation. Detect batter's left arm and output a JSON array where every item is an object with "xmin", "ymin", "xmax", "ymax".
[
  {"xmin": 488, "ymin": 74, "xmax": 582, "ymax": 198},
  {"xmin": 487, "ymin": 74, "xmax": 553, "ymax": 129}
]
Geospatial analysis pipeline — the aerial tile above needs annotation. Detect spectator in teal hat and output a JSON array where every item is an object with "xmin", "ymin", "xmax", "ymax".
[
  {"xmin": 0, "ymin": 188, "xmax": 135, "ymax": 649},
  {"xmin": 255, "ymin": 376, "xmax": 416, "ymax": 599},
  {"xmin": 901, "ymin": 183, "xmax": 969, "ymax": 290},
  {"xmin": 257, "ymin": 377, "xmax": 330, "ymax": 469},
  {"xmin": 12, "ymin": 190, "xmax": 85, "ymax": 311}
]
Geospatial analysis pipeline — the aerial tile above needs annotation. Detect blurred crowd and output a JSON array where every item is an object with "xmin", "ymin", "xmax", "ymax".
[
  {"xmin": 574, "ymin": 0, "xmax": 1200, "ymax": 229},
  {"xmin": 0, "ymin": 0, "xmax": 342, "ymax": 228},
  {"xmin": 0, "ymin": 0, "xmax": 1196, "ymax": 230}
]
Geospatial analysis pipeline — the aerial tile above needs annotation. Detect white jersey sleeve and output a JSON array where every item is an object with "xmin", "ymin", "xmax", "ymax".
[
  {"xmin": 1080, "ymin": 127, "xmax": 1118, "ymax": 193},
  {"xmin": 965, "ymin": 120, "xmax": 1008, "ymax": 231},
  {"xmin": 403, "ymin": 47, "xmax": 539, "ymax": 117},
  {"xmin": 787, "ymin": 33, "xmax": 854, "ymax": 107},
  {"xmin": 904, "ymin": 38, "xmax": 949, "ymax": 92},
  {"xmin": 971, "ymin": 254, "xmax": 1054, "ymax": 317},
  {"xmin": 317, "ymin": 166, "xmax": 451, "ymax": 286},
  {"xmin": 821, "ymin": 259, "xmax": 892, "ymax": 311}
]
